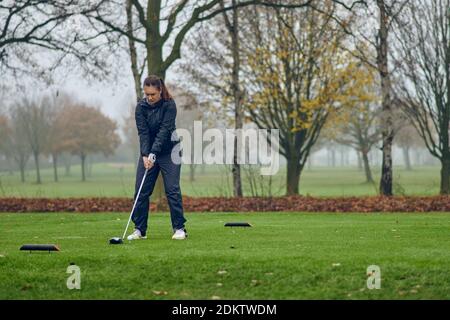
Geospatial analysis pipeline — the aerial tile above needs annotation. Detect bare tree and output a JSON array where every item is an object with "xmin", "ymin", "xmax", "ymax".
[
  {"xmin": 0, "ymin": 0, "xmax": 111, "ymax": 78},
  {"xmin": 347, "ymin": 0, "xmax": 409, "ymax": 195},
  {"xmin": 394, "ymin": 120, "xmax": 424, "ymax": 171},
  {"xmin": 219, "ymin": 0, "xmax": 245, "ymax": 197},
  {"xmin": 12, "ymin": 95, "xmax": 53, "ymax": 184},
  {"xmin": 332, "ymin": 104, "xmax": 382, "ymax": 183},
  {"xmin": 43, "ymin": 90, "xmax": 72, "ymax": 182},
  {"xmin": 169, "ymin": 84, "xmax": 203, "ymax": 182},
  {"xmin": 393, "ymin": 0, "xmax": 450, "ymax": 193},
  {"xmin": 122, "ymin": 101, "xmax": 141, "ymax": 170}
]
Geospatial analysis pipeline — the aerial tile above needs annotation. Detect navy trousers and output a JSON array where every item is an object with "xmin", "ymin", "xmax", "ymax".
[{"xmin": 131, "ymin": 149, "xmax": 186, "ymax": 236}]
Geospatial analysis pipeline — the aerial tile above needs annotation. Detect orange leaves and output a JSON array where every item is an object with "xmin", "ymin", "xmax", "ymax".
[
  {"xmin": 1, "ymin": 196, "xmax": 450, "ymax": 213},
  {"xmin": 55, "ymin": 104, "xmax": 120, "ymax": 157}
]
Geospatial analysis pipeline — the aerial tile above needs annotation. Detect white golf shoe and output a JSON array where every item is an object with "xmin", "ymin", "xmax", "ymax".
[
  {"xmin": 127, "ymin": 229, "xmax": 147, "ymax": 240},
  {"xmin": 172, "ymin": 229, "xmax": 187, "ymax": 240}
]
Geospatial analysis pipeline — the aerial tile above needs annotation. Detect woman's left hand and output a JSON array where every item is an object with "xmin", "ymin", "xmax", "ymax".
[{"xmin": 143, "ymin": 156, "xmax": 154, "ymax": 170}]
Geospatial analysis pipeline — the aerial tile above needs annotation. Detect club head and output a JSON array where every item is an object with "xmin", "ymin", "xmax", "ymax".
[{"xmin": 109, "ymin": 237, "xmax": 123, "ymax": 245}]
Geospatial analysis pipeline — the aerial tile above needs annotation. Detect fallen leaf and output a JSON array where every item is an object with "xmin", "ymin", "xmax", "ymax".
[
  {"xmin": 251, "ymin": 280, "xmax": 261, "ymax": 286},
  {"xmin": 21, "ymin": 284, "xmax": 33, "ymax": 291},
  {"xmin": 152, "ymin": 290, "xmax": 168, "ymax": 296},
  {"xmin": 332, "ymin": 263, "xmax": 341, "ymax": 267}
]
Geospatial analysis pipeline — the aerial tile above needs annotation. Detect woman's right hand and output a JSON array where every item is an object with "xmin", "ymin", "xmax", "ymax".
[{"xmin": 143, "ymin": 156, "xmax": 153, "ymax": 170}]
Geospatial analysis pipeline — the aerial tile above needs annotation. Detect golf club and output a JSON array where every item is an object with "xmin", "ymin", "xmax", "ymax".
[{"xmin": 109, "ymin": 166, "xmax": 149, "ymax": 244}]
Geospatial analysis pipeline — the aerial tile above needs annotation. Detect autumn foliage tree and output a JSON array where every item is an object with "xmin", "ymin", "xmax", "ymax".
[
  {"xmin": 54, "ymin": 103, "xmax": 120, "ymax": 181},
  {"xmin": 322, "ymin": 64, "xmax": 380, "ymax": 183},
  {"xmin": 393, "ymin": 0, "xmax": 450, "ymax": 194},
  {"xmin": 241, "ymin": 3, "xmax": 366, "ymax": 195}
]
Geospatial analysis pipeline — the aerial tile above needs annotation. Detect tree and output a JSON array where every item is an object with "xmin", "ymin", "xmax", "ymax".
[
  {"xmin": 393, "ymin": 0, "xmax": 450, "ymax": 193},
  {"xmin": 87, "ymin": 1, "xmax": 361, "ymax": 81},
  {"xmin": 122, "ymin": 101, "xmax": 140, "ymax": 170},
  {"xmin": 322, "ymin": 64, "xmax": 381, "ymax": 183},
  {"xmin": 0, "ymin": 115, "xmax": 9, "ymax": 149},
  {"xmin": 347, "ymin": 0, "xmax": 409, "ymax": 195},
  {"xmin": 394, "ymin": 121, "xmax": 424, "ymax": 171},
  {"xmin": 43, "ymin": 90, "xmax": 72, "ymax": 182},
  {"xmin": 241, "ymin": 3, "xmax": 363, "ymax": 195},
  {"xmin": 219, "ymin": 0, "xmax": 245, "ymax": 197},
  {"xmin": 0, "ymin": 0, "xmax": 110, "ymax": 77},
  {"xmin": 5, "ymin": 107, "xmax": 31, "ymax": 182},
  {"xmin": 55, "ymin": 103, "xmax": 120, "ymax": 181},
  {"xmin": 0, "ymin": 115, "xmax": 11, "ymax": 168},
  {"xmin": 13, "ymin": 95, "xmax": 53, "ymax": 184},
  {"xmin": 169, "ymin": 84, "xmax": 203, "ymax": 182}
]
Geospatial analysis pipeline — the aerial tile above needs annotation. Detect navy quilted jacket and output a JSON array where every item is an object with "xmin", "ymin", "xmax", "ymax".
[{"xmin": 135, "ymin": 97, "xmax": 180, "ymax": 157}]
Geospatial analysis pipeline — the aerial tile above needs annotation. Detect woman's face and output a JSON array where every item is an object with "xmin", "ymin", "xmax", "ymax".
[{"xmin": 144, "ymin": 85, "xmax": 162, "ymax": 104}]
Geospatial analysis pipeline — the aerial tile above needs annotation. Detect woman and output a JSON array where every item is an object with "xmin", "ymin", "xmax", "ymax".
[{"xmin": 127, "ymin": 75, "xmax": 187, "ymax": 240}]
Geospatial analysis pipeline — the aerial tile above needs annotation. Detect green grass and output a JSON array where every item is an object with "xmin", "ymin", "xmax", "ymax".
[
  {"xmin": 0, "ymin": 163, "xmax": 442, "ymax": 197},
  {"xmin": 0, "ymin": 212, "xmax": 449, "ymax": 299}
]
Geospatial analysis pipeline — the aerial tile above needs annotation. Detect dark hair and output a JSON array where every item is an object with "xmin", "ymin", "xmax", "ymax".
[{"xmin": 143, "ymin": 75, "xmax": 172, "ymax": 100}]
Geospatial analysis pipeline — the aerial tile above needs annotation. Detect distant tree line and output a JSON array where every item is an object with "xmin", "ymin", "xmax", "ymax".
[{"xmin": 0, "ymin": 91, "xmax": 120, "ymax": 183}]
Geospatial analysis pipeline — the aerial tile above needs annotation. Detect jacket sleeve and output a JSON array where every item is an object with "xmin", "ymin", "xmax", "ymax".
[
  {"xmin": 135, "ymin": 103, "xmax": 150, "ymax": 157},
  {"xmin": 150, "ymin": 100, "xmax": 177, "ymax": 156}
]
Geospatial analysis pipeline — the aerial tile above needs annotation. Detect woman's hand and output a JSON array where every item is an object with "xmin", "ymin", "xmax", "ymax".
[{"xmin": 143, "ymin": 156, "xmax": 154, "ymax": 170}]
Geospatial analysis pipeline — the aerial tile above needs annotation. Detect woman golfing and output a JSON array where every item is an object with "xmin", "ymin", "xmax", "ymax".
[{"xmin": 127, "ymin": 75, "xmax": 187, "ymax": 241}]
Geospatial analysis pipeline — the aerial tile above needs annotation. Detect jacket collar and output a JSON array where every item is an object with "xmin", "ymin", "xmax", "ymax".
[{"xmin": 142, "ymin": 98, "xmax": 164, "ymax": 109}]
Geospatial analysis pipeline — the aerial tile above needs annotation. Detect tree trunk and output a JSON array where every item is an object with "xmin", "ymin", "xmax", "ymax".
[
  {"xmin": 362, "ymin": 150, "xmax": 374, "ymax": 183},
  {"xmin": 286, "ymin": 157, "xmax": 301, "ymax": 195},
  {"xmin": 223, "ymin": 0, "xmax": 243, "ymax": 197},
  {"xmin": 126, "ymin": 0, "xmax": 143, "ymax": 102},
  {"xmin": 33, "ymin": 152, "xmax": 41, "ymax": 184},
  {"xmin": 331, "ymin": 148, "xmax": 336, "ymax": 167},
  {"xmin": 307, "ymin": 153, "xmax": 313, "ymax": 170},
  {"xmin": 379, "ymin": 136, "xmax": 393, "ymax": 195},
  {"xmin": 87, "ymin": 155, "xmax": 93, "ymax": 177},
  {"xmin": 65, "ymin": 162, "xmax": 71, "ymax": 176},
  {"xmin": 377, "ymin": 0, "xmax": 394, "ymax": 196},
  {"xmin": 402, "ymin": 146, "xmax": 412, "ymax": 171},
  {"xmin": 440, "ymin": 156, "xmax": 450, "ymax": 195},
  {"xmin": 52, "ymin": 153, "xmax": 58, "ymax": 182},
  {"xmin": 232, "ymin": 137, "xmax": 243, "ymax": 197},
  {"xmin": 15, "ymin": 155, "xmax": 27, "ymax": 183},
  {"xmin": 81, "ymin": 154, "xmax": 86, "ymax": 182},
  {"xmin": 357, "ymin": 151, "xmax": 362, "ymax": 170},
  {"xmin": 19, "ymin": 161, "xmax": 25, "ymax": 183},
  {"xmin": 189, "ymin": 163, "xmax": 196, "ymax": 182}
]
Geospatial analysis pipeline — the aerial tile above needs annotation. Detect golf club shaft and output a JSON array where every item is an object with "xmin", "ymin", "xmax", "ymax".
[{"xmin": 122, "ymin": 167, "xmax": 149, "ymax": 239}]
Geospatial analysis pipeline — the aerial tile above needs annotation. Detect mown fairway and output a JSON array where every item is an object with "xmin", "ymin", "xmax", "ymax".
[{"xmin": 0, "ymin": 212, "xmax": 449, "ymax": 299}]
